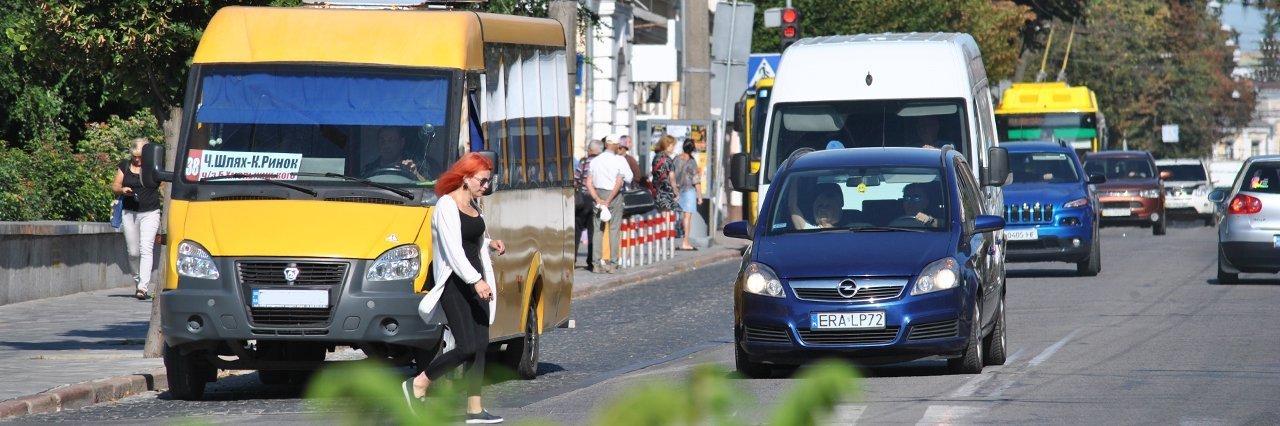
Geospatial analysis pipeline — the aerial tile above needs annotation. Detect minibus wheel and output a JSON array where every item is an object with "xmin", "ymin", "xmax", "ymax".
[{"xmin": 164, "ymin": 343, "xmax": 213, "ymax": 400}]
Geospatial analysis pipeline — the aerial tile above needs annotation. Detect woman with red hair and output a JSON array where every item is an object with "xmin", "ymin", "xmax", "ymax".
[{"xmin": 405, "ymin": 152, "xmax": 507, "ymax": 423}]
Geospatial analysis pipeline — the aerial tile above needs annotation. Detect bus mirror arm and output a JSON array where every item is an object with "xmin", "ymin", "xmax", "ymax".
[
  {"xmin": 984, "ymin": 146, "xmax": 1011, "ymax": 187},
  {"xmin": 141, "ymin": 143, "xmax": 173, "ymax": 188}
]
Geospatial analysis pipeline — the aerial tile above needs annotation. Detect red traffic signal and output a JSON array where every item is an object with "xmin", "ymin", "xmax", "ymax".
[
  {"xmin": 782, "ymin": 8, "xmax": 798, "ymax": 23},
  {"xmin": 780, "ymin": 7, "xmax": 802, "ymax": 51}
]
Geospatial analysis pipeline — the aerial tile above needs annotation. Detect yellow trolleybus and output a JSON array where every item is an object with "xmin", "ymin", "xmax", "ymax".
[
  {"xmin": 140, "ymin": 3, "xmax": 574, "ymax": 399},
  {"xmin": 995, "ymin": 82, "xmax": 1108, "ymax": 156}
]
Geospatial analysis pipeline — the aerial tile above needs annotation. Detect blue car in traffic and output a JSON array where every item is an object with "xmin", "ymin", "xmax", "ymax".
[
  {"xmin": 723, "ymin": 147, "xmax": 1009, "ymax": 376},
  {"xmin": 1002, "ymin": 142, "xmax": 1105, "ymax": 276}
]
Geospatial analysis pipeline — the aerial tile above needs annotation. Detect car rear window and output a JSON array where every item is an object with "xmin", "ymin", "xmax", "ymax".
[
  {"xmin": 1158, "ymin": 164, "xmax": 1207, "ymax": 181},
  {"xmin": 1241, "ymin": 162, "xmax": 1280, "ymax": 194}
]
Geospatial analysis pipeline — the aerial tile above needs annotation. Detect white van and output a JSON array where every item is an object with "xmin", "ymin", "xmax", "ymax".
[{"xmin": 731, "ymin": 33, "xmax": 1008, "ymax": 212}]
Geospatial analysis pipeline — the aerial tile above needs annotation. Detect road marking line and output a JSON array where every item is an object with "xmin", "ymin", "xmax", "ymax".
[
  {"xmin": 828, "ymin": 404, "xmax": 865, "ymax": 424},
  {"xmin": 916, "ymin": 405, "xmax": 987, "ymax": 426},
  {"xmin": 1004, "ymin": 347, "xmax": 1026, "ymax": 365},
  {"xmin": 1027, "ymin": 329, "xmax": 1080, "ymax": 369},
  {"xmin": 949, "ymin": 348, "xmax": 1024, "ymax": 398}
]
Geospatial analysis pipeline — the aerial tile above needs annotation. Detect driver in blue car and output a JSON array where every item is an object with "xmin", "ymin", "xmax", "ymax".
[
  {"xmin": 902, "ymin": 182, "xmax": 941, "ymax": 227},
  {"xmin": 365, "ymin": 127, "xmax": 428, "ymax": 181}
]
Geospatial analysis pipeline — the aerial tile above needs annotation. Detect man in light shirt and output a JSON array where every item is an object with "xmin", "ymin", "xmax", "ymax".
[{"xmin": 585, "ymin": 135, "xmax": 634, "ymax": 273}]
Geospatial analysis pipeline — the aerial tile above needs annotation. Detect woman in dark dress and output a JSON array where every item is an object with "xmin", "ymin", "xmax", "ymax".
[
  {"xmin": 650, "ymin": 135, "xmax": 682, "ymax": 237},
  {"xmin": 405, "ymin": 153, "xmax": 506, "ymax": 424}
]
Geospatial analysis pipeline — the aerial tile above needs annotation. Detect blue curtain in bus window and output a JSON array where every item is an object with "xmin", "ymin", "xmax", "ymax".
[{"xmin": 197, "ymin": 71, "xmax": 448, "ymax": 126}]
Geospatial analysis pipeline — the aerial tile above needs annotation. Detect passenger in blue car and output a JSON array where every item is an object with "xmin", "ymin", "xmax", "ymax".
[{"xmin": 787, "ymin": 183, "xmax": 844, "ymax": 230}]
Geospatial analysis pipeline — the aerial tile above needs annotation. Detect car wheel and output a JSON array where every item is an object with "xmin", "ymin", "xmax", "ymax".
[
  {"xmin": 982, "ymin": 295, "xmax": 1007, "ymax": 366},
  {"xmin": 948, "ymin": 303, "xmax": 984, "ymax": 374},
  {"xmin": 1217, "ymin": 248, "xmax": 1238, "ymax": 284},
  {"xmin": 164, "ymin": 343, "xmax": 213, "ymax": 401},
  {"xmin": 502, "ymin": 302, "xmax": 541, "ymax": 380},
  {"xmin": 1153, "ymin": 211, "xmax": 1167, "ymax": 235},
  {"xmin": 735, "ymin": 340, "xmax": 772, "ymax": 379},
  {"xmin": 1077, "ymin": 235, "xmax": 1100, "ymax": 276}
]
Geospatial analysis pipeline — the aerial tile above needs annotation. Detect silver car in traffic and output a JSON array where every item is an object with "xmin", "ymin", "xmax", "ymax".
[{"xmin": 1210, "ymin": 155, "xmax": 1280, "ymax": 283}]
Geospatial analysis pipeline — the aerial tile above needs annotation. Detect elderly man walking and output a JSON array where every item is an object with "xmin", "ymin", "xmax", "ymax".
[{"xmin": 585, "ymin": 135, "xmax": 633, "ymax": 273}]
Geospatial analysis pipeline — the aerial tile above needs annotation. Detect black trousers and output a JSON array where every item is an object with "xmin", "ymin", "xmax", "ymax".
[{"xmin": 423, "ymin": 274, "xmax": 490, "ymax": 396}]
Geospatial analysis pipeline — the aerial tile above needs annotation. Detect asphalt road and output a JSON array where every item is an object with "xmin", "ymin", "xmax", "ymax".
[{"xmin": 12, "ymin": 221, "xmax": 1280, "ymax": 425}]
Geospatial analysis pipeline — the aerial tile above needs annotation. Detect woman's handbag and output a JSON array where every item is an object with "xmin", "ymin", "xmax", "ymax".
[
  {"xmin": 621, "ymin": 187, "xmax": 655, "ymax": 216},
  {"xmin": 110, "ymin": 196, "xmax": 124, "ymax": 229}
]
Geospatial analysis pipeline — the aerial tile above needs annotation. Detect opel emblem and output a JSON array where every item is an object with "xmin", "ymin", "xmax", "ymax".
[
  {"xmin": 283, "ymin": 263, "xmax": 300, "ymax": 284},
  {"xmin": 837, "ymin": 279, "xmax": 858, "ymax": 298}
]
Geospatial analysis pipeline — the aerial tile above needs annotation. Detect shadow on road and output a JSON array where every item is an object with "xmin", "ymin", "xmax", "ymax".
[{"xmin": 1007, "ymin": 268, "xmax": 1081, "ymax": 279}]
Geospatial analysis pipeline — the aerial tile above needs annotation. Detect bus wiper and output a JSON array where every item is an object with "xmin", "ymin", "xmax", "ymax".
[
  {"xmin": 313, "ymin": 172, "xmax": 415, "ymax": 201},
  {"xmin": 200, "ymin": 173, "xmax": 318, "ymax": 197}
]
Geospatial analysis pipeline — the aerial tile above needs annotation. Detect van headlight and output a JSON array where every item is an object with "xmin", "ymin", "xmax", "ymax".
[
  {"xmin": 1140, "ymin": 189, "xmax": 1161, "ymax": 198},
  {"xmin": 911, "ymin": 257, "xmax": 960, "ymax": 295},
  {"xmin": 742, "ymin": 263, "xmax": 784, "ymax": 298},
  {"xmin": 177, "ymin": 240, "xmax": 220, "ymax": 279},
  {"xmin": 367, "ymin": 245, "xmax": 421, "ymax": 281}
]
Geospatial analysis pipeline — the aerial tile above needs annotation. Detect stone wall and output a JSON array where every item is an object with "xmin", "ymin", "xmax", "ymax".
[{"xmin": 0, "ymin": 222, "xmax": 159, "ymax": 306}]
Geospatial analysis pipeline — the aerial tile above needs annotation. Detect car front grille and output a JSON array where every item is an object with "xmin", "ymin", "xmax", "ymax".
[
  {"xmin": 789, "ymin": 278, "xmax": 908, "ymax": 303},
  {"xmin": 743, "ymin": 325, "xmax": 792, "ymax": 344},
  {"xmin": 797, "ymin": 326, "xmax": 900, "ymax": 345},
  {"xmin": 1005, "ymin": 202, "xmax": 1055, "ymax": 224},
  {"xmin": 907, "ymin": 320, "xmax": 959, "ymax": 340}
]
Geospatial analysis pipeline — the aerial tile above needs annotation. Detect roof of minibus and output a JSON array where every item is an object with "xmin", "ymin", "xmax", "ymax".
[
  {"xmin": 770, "ymin": 33, "xmax": 979, "ymax": 104},
  {"xmin": 193, "ymin": 6, "xmax": 564, "ymax": 70}
]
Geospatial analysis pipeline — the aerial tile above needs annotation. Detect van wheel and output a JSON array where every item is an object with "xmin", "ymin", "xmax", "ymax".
[
  {"xmin": 735, "ymin": 341, "xmax": 772, "ymax": 379},
  {"xmin": 164, "ymin": 343, "xmax": 213, "ymax": 400},
  {"xmin": 982, "ymin": 296, "xmax": 1007, "ymax": 366},
  {"xmin": 948, "ymin": 303, "xmax": 983, "ymax": 374},
  {"xmin": 503, "ymin": 303, "xmax": 540, "ymax": 380},
  {"xmin": 1153, "ymin": 212, "xmax": 1167, "ymax": 235},
  {"xmin": 1077, "ymin": 236, "xmax": 1100, "ymax": 276}
]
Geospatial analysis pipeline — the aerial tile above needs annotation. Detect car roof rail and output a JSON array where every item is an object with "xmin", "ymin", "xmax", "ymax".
[
  {"xmin": 939, "ymin": 144, "xmax": 955, "ymax": 167},
  {"xmin": 1056, "ymin": 138, "xmax": 1070, "ymax": 148},
  {"xmin": 779, "ymin": 148, "xmax": 815, "ymax": 173}
]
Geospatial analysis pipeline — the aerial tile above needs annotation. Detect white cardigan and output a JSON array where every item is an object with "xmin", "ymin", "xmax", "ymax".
[{"xmin": 418, "ymin": 194, "xmax": 497, "ymax": 325}]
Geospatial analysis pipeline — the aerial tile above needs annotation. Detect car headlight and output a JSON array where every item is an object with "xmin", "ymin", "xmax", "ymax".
[
  {"xmin": 1140, "ymin": 189, "xmax": 1161, "ymax": 198},
  {"xmin": 367, "ymin": 245, "xmax": 422, "ymax": 281},
  {"xmin": 1064, "ymin": 197, "xmax": 1088, "ymax": 208},
  {"xmin": 177, "ymin": 240, "xmax": 220, "ymax": 279},
  {"xmin": 742, "ymin": 262, "xmax": 784, "ymax": 298},
  {"xmin": 911, "ymin": 257, "xmax": 960, "ymax": 296}
]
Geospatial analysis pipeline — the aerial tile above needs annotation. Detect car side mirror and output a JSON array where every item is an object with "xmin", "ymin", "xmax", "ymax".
[
  {"xmin": 1208, "ymin": 189, "xmax": 1227, "ymax": 203},
  {"xmin": 1088, "ymin": 173, "xmax": 1107, "ymax": 184},
  {"xmin": 140, "ymin": 143, "xmax": 173, "ymax": 188},
  {"xmin": 1159, "ymin": 170, "xmax": 1173, "ymax": 180},
  {"xmin": 985, "ymin": 147, "xmax": 1010, "ymax": 187},
  {"xmin": 973, "ymin": 215, "xmax": 1005, "ymax": 234},
  {"xmin": 475, "ymin": 150, "xmax": 498, "ymax": 195},
  {"xmin": 722, "ymin": 220, "xmax": 753, "ymax": 240},
  {"xmin": 729, "ymin": 153, "xmax": 758, "ymax": 192}
]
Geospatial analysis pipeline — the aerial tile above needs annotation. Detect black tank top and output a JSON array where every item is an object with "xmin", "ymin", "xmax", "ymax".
[
  {"xmin": 117, "ymin": 160, "xmax": 161, "ymax": 212},
  {"xmin": 458, "ymin": 208, "xmax": 486, "ymax": 273}
]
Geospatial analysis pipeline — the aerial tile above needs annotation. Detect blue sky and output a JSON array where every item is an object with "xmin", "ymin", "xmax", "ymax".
[{"xmin": 1221, "ymin": 0, "xmax": 1265, "ymax": 52}]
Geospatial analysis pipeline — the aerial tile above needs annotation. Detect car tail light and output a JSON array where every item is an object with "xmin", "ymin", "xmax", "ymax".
[{"xmin": 1227, "ymin": 194, "xmax": 1262, "ymax": 215}]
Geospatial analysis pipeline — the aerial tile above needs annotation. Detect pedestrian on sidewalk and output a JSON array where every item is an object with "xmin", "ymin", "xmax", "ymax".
[
  {"xmin": 407, "ymin": 152, "xmax": 506, "ymax": 424},
  {"xmin": 674, "ymin": 138, "xmax": 703, "ymax": 250},
  {"xmin": 111, "ymin": 138, "xmax": 163, "ymax": 300},
  {"xmin": 586, "ymin": 135, "xmax": 632, "ymax": 273},
  {"xmin": 617, "ymin": 134, "xmax": 646, "ymax": 191},
  {"xmin": 650, "ymin": 135, "xmax": 682, "ymax": 238},
  {"xmin": 574, "ymin": 139, "xmax": 603, "ymax": 270}
]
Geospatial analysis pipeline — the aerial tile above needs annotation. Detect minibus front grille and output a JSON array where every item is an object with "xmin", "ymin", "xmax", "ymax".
[
  {"xmin": 237, "ymin": 262, "xmax": 348, "ymax": 286},
  {"xmin": 326, "ymin": 196, "xmax": 405, "ymax": 205}
]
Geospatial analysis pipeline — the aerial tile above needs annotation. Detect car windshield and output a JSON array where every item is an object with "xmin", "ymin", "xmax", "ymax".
[
  {"xmin": 1084, "ymin": 157, "xmax": 1154, "ymax": 180},
  {"xmin": 1158, "ymin": 164, "xmax": 1207, "ymax": 181},
  {"xmin": 1010, "ymin": 152, "xmax": 1080, "ymax": 184},
  {"xmin": 763, "ymin": 99, "xmax": 967, "ymax": 183},
  {"xmin": 767, "ymin": 167, "xmax": 948, "ymax": 234},
  {"xmin": 183, "ymin": 65, "xmax": 455, "ymax": 186}
]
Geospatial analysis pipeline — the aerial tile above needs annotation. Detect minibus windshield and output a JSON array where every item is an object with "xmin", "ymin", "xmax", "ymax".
[
  {"xmin": 764, "ymin": 99, "xmax": 968, "ymax": 183},
  {"xmin": 183, "ymin": 66, "xmax": 455, "ymax": 186}
]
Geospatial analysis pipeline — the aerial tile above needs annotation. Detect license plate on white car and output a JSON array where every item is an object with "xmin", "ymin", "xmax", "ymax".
[
  {"xmin": 1005, "ymin": 228, "xmax": 1038, "ymax": 241},
  {"xmin": 1102, "ymin": 208, "xmax": 1131, "ymax": 217},
  {"xmin": 811, "ymin": 312, "xmax": 885, "ymax": 330},
  {"xmin": 251, "ymin": 289, "xmax": 329, "ymax": 308}
]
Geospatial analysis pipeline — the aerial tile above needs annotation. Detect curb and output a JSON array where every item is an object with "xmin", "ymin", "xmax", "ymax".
[{"xmin": 0, "ymin": 244, "xmax": 746, "ymax": 420}]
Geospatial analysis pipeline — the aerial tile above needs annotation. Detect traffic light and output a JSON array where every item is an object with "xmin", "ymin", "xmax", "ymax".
[{"xmin": 780, "ymin": 7, "xmax": 801, "ymax": 51}]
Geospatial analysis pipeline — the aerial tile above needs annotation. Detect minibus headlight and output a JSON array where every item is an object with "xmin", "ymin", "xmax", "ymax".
[
  {"xmin": 911, "ymin": 257, "xmax": 960, "ymax": 295},
  {"xmin": 177, "ymin": 240, "xmax": 220, "ymax": 280},
  {"xmin": 743, "ymin": 263, "xmax": 784, "ymax": 298},
  {"xmin": 367, "ymin": 245, "xmax": 421, "ymax": 282}
]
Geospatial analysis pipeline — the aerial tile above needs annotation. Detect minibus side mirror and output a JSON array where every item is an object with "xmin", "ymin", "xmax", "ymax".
[
  {"xmin": 141, "ymin": 143, "xmax": 173, "ymax": 188},
  {"xmin": 730, "ymin": 153, "xmax": 758, "ymax": 192},
  {"xmin": 476, "ymin": 150, "xmax": 498, "ymax": 196},
  {"xmin": 985, "ymin": 146, "xmax": 1010, "ymax": 187}
]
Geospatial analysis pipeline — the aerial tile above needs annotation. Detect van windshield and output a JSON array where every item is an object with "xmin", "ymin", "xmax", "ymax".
[
  {"xmin": 183, "ymin": 65, "xmax": 455, "ymax": 186},
  {"xmin": 763, "ymin": 99, "xmax": 968, "ymax": 183},
  {"xmin": 767, "ymin": 167, "xmax": 949, "ymax": 234}
]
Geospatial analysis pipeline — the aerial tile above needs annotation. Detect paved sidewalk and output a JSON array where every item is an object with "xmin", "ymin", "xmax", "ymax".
[{"xmin": 0, "ymin": 236, "xmax": 746, "ymax": 419}]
